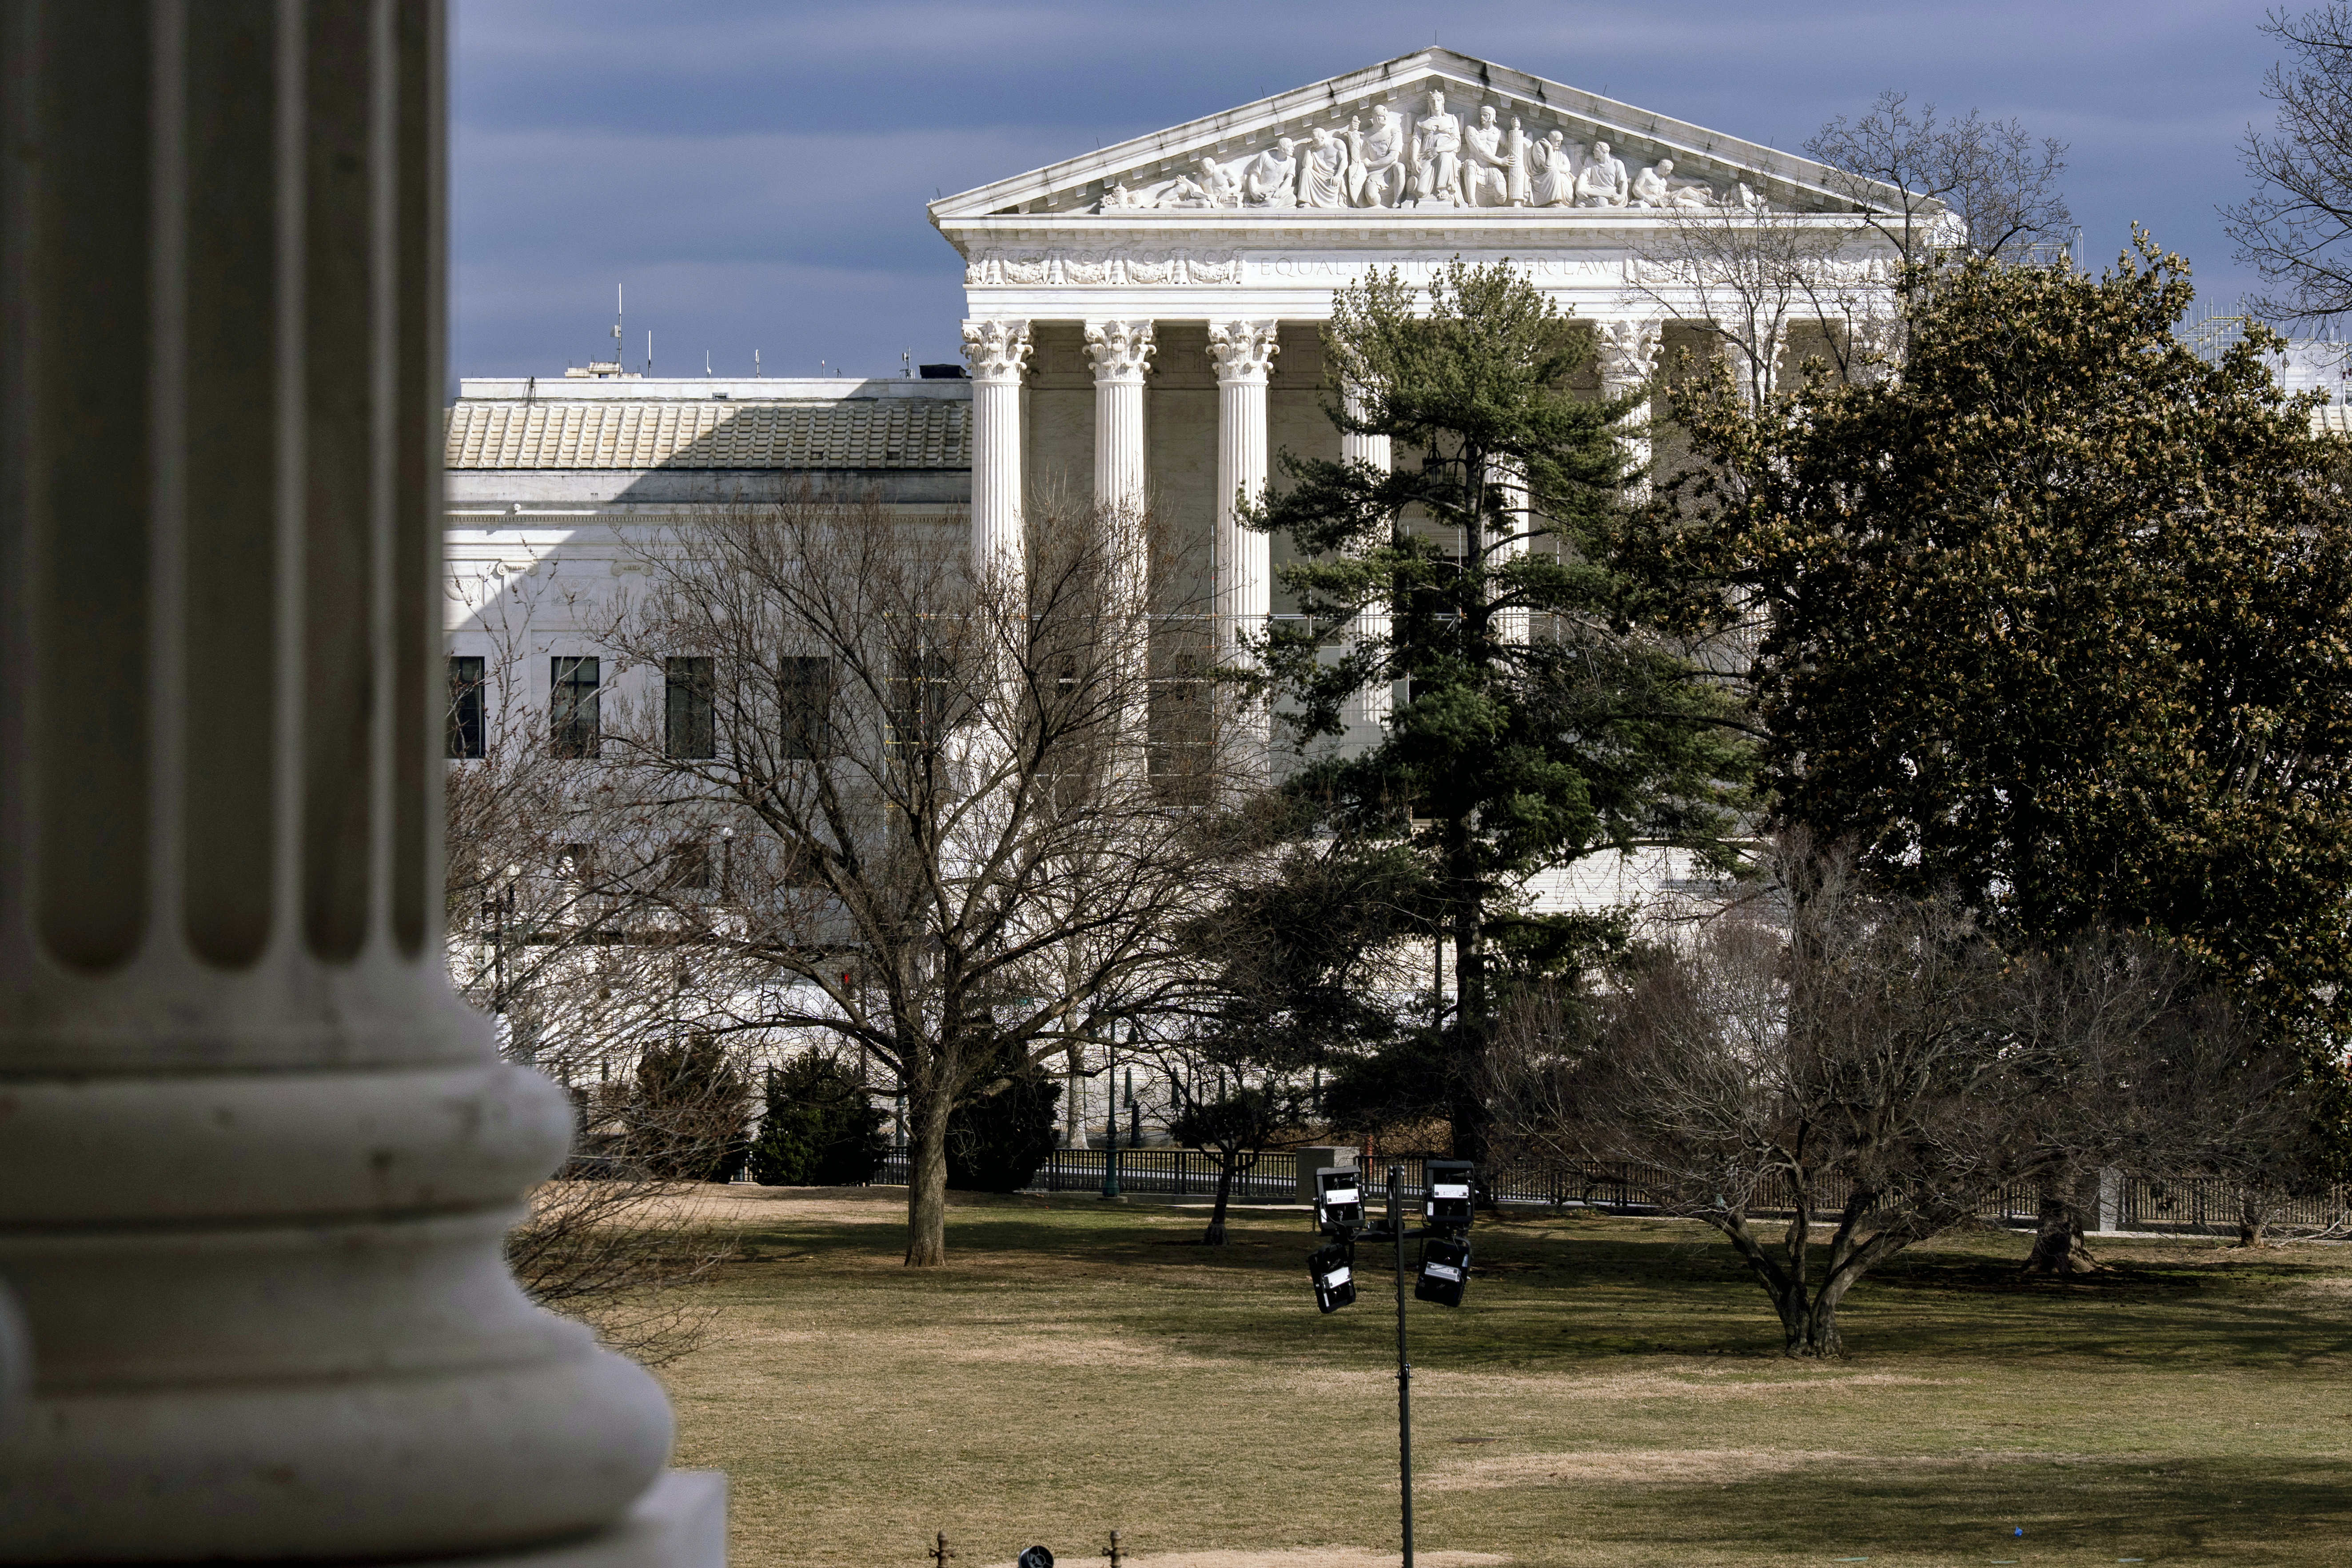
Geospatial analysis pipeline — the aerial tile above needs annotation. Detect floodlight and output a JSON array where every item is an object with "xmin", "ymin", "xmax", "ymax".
[
  {"xmin": 1414, "ymin": 1235, "xmax": 1471, "ymax": 1308},
  {"xmin": 1017, "ymin": 1549, "xmax": 1054, "ymax": 1568},
  {"xmin": 1309, "ymin": 1241, "xmax": 1358, "ymax": 1313},
  {"xmin": 1423, "ymin": 1159, "xmax": 1475, "ymax": 1232},
  {"xmin": 1314, "ymin": 1166, "xmax": 1363, "ymax": 1233}
]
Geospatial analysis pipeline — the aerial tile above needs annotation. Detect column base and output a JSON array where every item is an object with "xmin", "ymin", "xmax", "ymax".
[{"xmin": 437, "ymin": 1472, "xmax": 727, "ymax": 1568}]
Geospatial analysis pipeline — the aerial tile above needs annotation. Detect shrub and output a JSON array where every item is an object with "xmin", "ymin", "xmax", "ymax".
[
  {"xmin": 750, "ymin": 1053, "xmax": 889, "ymax": 1187},
  {"xmin": 626, "ymin": 1034, "xmax": 752, "ymax": 1181},
  {"xmin": 945, "ymin": 1058, "xmax": 1061, "ymax": 1193}
]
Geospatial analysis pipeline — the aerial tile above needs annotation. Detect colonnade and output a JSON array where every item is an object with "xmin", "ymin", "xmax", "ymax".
[
  {"xmin": 0, "ymin": 6, "xmax": 717, "ymax": 1563},
  {"xmin": 964, "ymin": 314, "xmax": 1309, "ymax": 661},
  {"xmin": 962, "ymin": 311, "xmax": 1666, "ymax": 735}
]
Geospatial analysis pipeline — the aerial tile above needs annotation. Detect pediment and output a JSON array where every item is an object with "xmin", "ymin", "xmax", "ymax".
[{"xmin": 930, "ymin": 48, "xmax": 1894, "ymax": 228}]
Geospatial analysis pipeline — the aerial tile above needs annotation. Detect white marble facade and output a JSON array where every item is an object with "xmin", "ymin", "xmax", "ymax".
[{"xmin": 932, "ymin": 48, "xmax": 1900, "ymax": 752}]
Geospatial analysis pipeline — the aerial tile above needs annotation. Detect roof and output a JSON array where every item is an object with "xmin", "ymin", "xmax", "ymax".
[
  {"xmin": 444, "ymin": 399, "xmax": 972, "ymax": 471},
  {"xmin": 930, "ymin": 47, "xmax": 1896, "ymax": 227}
]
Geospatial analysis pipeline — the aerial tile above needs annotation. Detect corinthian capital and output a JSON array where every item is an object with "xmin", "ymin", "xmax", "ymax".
[
  {"xmin": 1083, "ymin": 319, "xmax": 1157, "ymax": 383},
  {"xmin": 961, "ymin": 318, "xmax": 1033, "ymax": 384},
  {"xmin": 1207, "ymin": 320, "xmax": 1281, "ymax": 384},
  {"xmin": 1597, "ymin": 318, "xmax": 1662, "ymax": 395}
]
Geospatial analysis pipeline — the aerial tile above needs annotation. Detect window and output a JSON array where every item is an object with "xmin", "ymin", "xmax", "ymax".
[
  {"xmin": 665, "ymin": 656, "xmax": 715, "ymax": 759},
  {"xmin": 550, "ymin": 656, "xmax": 600, "ymax": 758},
  {"xmin": 446, "ymin": 655, "xmax": 486, "ymax": 759},
  {"xmin": 779, "ymin": 655, "xmax": 837, "ymax": 759}
]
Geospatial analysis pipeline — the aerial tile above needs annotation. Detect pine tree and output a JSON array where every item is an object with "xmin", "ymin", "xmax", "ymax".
[{"xmin": 1252, "ymin": 259, "xmax": 1751, "ymax": 1161}]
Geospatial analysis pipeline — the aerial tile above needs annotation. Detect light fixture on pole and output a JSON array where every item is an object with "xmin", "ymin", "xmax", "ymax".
[{"xmin": 1306, "ymin": 1160, "xmax": 1478, "ymax": 1568}]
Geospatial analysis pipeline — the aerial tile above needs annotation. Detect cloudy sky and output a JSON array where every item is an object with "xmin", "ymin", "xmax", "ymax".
[{"xmin": 452, "ymin": 0, "xmax": 2296, "ymax": 382}]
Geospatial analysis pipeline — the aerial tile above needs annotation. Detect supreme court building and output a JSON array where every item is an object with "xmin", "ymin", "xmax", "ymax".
[{"xmin": 444, "ymin": 48, "xmax": 1901, "ymax": 898}]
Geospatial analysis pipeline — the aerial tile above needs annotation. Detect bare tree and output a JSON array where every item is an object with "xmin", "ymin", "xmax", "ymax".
[
  {"xmin": 1486, "ymin": 841, "xmax": 2309, "ymax": 1357},
  {"xmin": 2225, "ymin": 5, "xmax": 2352, "ymax": 330},
  {"xmin": 596, "ymin": 490, "xmax": 1250, "ymax": 1266},
  {"xmin": 445, "ymin": 583, "xmax": 750, "ymax": 1363},
  {"xmin": 1808, "ymin": 91, "xmax": 2072, "ymax": 265},
  {"xmin": 1630, "ymin": 92, "xmax": 2071, "ymax": 408}
]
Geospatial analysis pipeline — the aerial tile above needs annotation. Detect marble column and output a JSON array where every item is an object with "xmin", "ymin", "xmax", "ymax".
[
  {"xmin": 1491, "ymin": 457, "xmax": 1531, "ymax": 647},
  {"xmin": 1340, "ymin": 384, "xmax": 1393, "ymax": 728},
  {"xmin": 1084, "ymin": 319, "xmax": 1154, "ymax": 522},
  {"xmin": 962, "ymin": 318, "xmax": 1032, "ymax": 589},
  {"xmin": 1208, "ymin": 321, "xmax": 1280, "ymax": 658},
  {"xmin": 1085, "ymin": 320, "xmax": 1156, "ymax": 755},
  {"xmin": 1598, "ymin": 318, "xmax": 1663, "ymax": 501},
  {"xmin": 0, "ymin": 6, "xmax": 715, "ymax": 1563}
]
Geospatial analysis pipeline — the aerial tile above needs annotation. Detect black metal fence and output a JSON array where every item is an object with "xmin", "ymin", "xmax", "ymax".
[
  {"xmin": 861, "ymin": 1145, "xmax": 2352, "ymax": 1237},
  {"xmin": 871, "ymin": 1146, "xmax": 1303, "ymax": 1201}
]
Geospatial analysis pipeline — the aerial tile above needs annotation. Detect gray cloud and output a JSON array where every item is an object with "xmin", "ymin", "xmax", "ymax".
[{"xmin": 453, "ymin": 0, "xmax": 2291, "ymax": 379}]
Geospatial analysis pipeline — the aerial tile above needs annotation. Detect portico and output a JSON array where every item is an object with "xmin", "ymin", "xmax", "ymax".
[{"xmin": 932, "ymin": 48, "xmax": 1905, "ymax": 748}]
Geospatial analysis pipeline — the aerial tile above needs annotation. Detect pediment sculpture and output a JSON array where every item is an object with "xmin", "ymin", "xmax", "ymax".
[{"xmin": 1088, "ymin": 85, "xmax": 1769, "ymax": 215}]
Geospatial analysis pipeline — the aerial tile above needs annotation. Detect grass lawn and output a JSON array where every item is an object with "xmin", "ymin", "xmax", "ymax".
[{"xmin": 648, "ymin": 1185, "xmax": 2352, "ymax": 1568}]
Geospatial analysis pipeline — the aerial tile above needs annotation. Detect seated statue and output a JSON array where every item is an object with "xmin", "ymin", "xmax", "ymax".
[
  {"xmin": 1575, "ymin": 140, "xmax": 1628, "ymax": 207},
  {"xmin": 1630, "ymin": 161, "xmax": 1671, "ymax": 208},
  {"xmin": 1526, "ymin": 131, "xmax": 1572, "ymax": 206},
  {"xmin": 1244, "ymin": 137, "xmax": 1300, "ymax": 206},
  {"xmin": 1459, "ymin": 105, "xmax": 1511, "ymax": 207},
  {"xmin": 1299, "ymin": 125, "xmax": 1351, "ymax": 208},
  {"xmin": 1350, "ymin": 104, "xmax": 1410, "ymax": 208}
]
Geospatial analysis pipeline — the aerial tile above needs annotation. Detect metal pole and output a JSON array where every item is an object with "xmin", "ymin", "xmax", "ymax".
[
  {"xmin": 1101, "ymin": 1036, "xmax": 1122, "ymax": 1199},
  {"xmin": 1391, "ymin": 1162, "xmax": 1413, "ymax": 1568}
]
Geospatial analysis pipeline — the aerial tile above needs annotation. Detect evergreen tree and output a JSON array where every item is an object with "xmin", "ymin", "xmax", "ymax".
[
  {"xmin": 1652, "ymin": 238, "xmax": 2352, "ymax": 1067},
  {"xmin": 944, "ymin": 1046, "xmax": 1061, "ymax": 1193},
  {"xmin": 749, "ymin": 1053, "xmax": 889, "ymax": 1187},
  {"xmin": 625, "ymin": 1034, "xmax": 752, "ymax": 1182},
  {"xmin": 1252, "ymin": 259, "xmax": 1751, "ymax": 1161}
]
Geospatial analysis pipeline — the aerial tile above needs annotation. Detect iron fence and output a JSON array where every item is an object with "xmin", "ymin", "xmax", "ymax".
[{"xmin": 860, "ymin": 1145, "xmax": 2351, "ymax": 1237}]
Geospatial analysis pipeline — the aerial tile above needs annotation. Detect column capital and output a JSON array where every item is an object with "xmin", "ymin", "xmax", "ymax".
[
  {"xmin": 1597, "ymin": 317, "xmax": 1663, "ymax": 395},
  {"xmin": 1208, "ymin": 319, "xmax": 1280, "ymax": 386},
  {"xmin": 1083, "ymin": 319, "xmax": 1156, "ymax": 385},
  {"xmin": 961, "ymin": 318, "xmax": 1033, "ymax": 384}
]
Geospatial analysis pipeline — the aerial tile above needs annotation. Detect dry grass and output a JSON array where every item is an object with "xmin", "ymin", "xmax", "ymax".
[{"xmin": 649, "ymin": 1186, "xmax": 2352, "ymax": 1568}]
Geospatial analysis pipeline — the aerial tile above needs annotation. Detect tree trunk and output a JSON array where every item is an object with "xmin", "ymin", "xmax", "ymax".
[
  {"xmin": 1448, "ymin": 867, "xmax": 1493, "ymax": 1170},
  {"xmin": 2021, "ymin": 1179, "xmax": 2101, "ymax": 1275},
  {"xmin": 2236, "ymin": 1189, "xmax": 2271, "ymax": 1249},
  {"xmin": 1204, "ymin": 1154, "xmax": 1236, "ymax": 1245},
  {"xmin": 903, "ymin": 1085, "xmax": 953, "ymax": 1267}
]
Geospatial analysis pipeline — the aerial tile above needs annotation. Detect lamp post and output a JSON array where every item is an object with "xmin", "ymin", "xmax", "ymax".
[
  {"xmin": 1100, "ymin": 1031, "xmax": 1122, "ymax": 1200},
  {"xmin": 1307, "ymin": 1159, "xmax": 1478, "ymax": 1568},
  {"xmin": 481, "ymin": 862, "xmax": 520, "ymax": 1033}
]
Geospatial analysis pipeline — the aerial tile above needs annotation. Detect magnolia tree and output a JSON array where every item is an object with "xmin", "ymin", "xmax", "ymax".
[{"xmin": 595, "ymin": 492, "xmax": 1253, "ymax": 1266}]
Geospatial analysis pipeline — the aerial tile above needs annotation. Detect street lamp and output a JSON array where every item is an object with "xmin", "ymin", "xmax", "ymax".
[
  {"xmin": 1308, "ymin": 1161, "xmax": 1477, "ymax": 1568},
  {"xmin": 1099, "ymin": 1030, "xmax": 1122, "ymax": 1200},
  {"xmin": 481, "ymin": 862, "xmax": 520, "ymax": 1021}
]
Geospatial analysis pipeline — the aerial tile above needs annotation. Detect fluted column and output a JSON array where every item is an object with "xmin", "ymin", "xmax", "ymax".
[
  {"xmin": 962, "ymin": 318, "xmax": 1032, "ymax": 590},
  {"xmin": 1208, "ymin": 322, "xmax": 1279, "ymax": 659},
  {"xmin": 1491, "ymin": 457, "xmax": 1531, "ymax": 647},
  {"xmin": 1084, "ymin": 319, "xmax": 1153, "ymax": 522},
  {"xmin": 0, "ymin": 6, "xmax": 711, "ymax": 1564},
  {"xmin": 1340, "ymin": 383, "xmax": 1393, "ymax": 727},
  {"xmin": 1598, "ymin": 318, "xmax": 1663, "ymax": 501}
]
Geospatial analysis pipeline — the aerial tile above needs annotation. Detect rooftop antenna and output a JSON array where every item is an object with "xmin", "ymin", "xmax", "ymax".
[
  {"xmin": 756, "ymin": 349, "xmax": 761, "ymax": 378},
  {"xmin": 820, "ymin": 359, "xmax": 827, "ymax": 375},
  {"xmin": 611, "ymin": 283, "xmax": 623, "ymax": 371},
  {"xmin": 902, "ymin": 351, "xmax": 911, "ymax": 379},
  {"xmin": 646, "ymin": 330, "xmax": 653, "ymax": 376},
  {"xmin": 705, "ymin": 349, "xmax": 711, "ymax": 379}
]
